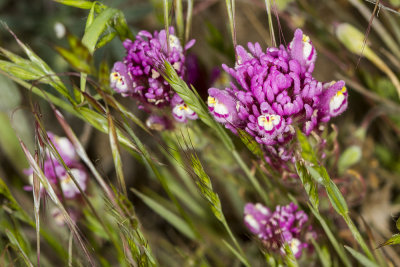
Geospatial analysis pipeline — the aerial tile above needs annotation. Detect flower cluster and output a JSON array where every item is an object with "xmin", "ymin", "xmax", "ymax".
[
  {"xmin": 207, "ymin": 29, "xmax": 348, "ymax": 161},
  {"xmin": 244, "ymin": 202, "xmax": 315, "ymax": 259},
  {"xmin": 110, "ymin": 27, "xmax": 197, "ymax": 124},
  {"xmin": 24, "ymin": 132, "xmax": 88, "ymax": 199}
]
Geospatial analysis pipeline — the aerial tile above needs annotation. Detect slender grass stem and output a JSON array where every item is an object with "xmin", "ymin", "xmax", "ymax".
[{"xmin": 232, "ymin": 150, "xmax": 269, "ymax": 204}]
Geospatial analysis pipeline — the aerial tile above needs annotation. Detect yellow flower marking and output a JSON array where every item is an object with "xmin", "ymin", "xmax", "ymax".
[
  {"xmin": 208, "ymin": 96, "xmax": 216, "ymax": 106},
  {"xmin": 302, "ymin": 34, "xmax": 310, "ymax": 43},
  {"xmin": 258, "ymin": 114, "xmax": 281, "ymax": 131}
]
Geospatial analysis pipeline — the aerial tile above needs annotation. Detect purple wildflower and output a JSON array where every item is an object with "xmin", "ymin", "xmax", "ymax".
[
  {"xmin": 146, "ymin": 115, "xmax": 171, "ymax": 131},
  {"xmin": 47, "ymin": 132, "xmax": 77, "ymax": 165},
  {"xmin": 207, "ymin": 87, "xmax": 243, "ymax": 133},
  {"xmin": 54, "ymin": 163, "xmax": 88, "ymax": 199},
  {"xmin": 171, "ymin": 94, "xmax": 198, "ymax": 123},
  {"xmin": 208, "ymin": 29, "xmax": 348, "ymax": 162},
  {"xmin": 24, "ymin": 132, "xmax": 88, "ymax": 200},
  {"xmin": 244, "ymin": 202, "xmax": 315, "ymax": 259},
  {"xmin": 110, "ymin": 62, "xmax": 133, "ymax": 96},
  {"xmin": 110, "ymin": 26, "xmax": 198, "ymax": 124}
]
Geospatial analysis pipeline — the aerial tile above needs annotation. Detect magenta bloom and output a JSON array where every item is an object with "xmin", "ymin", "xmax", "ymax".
[
  {"xmin": 110, "ymin": 27, "xmax": 198, "ymax": 124},
  {"xmin": 208, "ymin": 29, "xmax": 348, "ymax": 162},
  {"xmin": 171, "ymin": 94, "xmax": 198, "ymax": 123},
  {"xmin": 24, "ymin": 132, "xmax": 88, "ymax": 200},
  {"xmin": 146, "ymin": 115, "xmax": 171, "ymax": 131},
  {"xmin": 244, "ymin": 202, "xmax": 315, "ymax": 259},
  {"xmin": 207, "ymin": 87, "xmax": 243, "ymax": 133}
]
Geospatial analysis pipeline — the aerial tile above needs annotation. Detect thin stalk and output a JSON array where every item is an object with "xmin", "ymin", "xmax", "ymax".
[
  {"xmin": 174, "ymin": 0, "xmax": 184, "ymax": 40},
  {"xmin": 265, "ymin": 0, "xmax": 276, "ymax": 47},
  {"xmin": 343, "ymin": 213, "xmax": 375, "ymax": 261},
  {"xmin": 309, "ymin": 205, "xmax": 352, "ymax": 267},
  {"xmin": 121, "ymin": 119, "xmax": 201, "ymax": 240},
  {"xmin": 348, "ymin": 0, "xmax": 400, "ymax": 59},
  {"xmin": 383, "ymin": 12, "xmax": 400, "ymax": 45},
  {"xmin": 185, "ymin": 0, "xmax": 193, "ymax": 43},
  {"xmin": 80, "ymin": 73, "xmax": 87, "ymax": 102},
  {"xmin": 163, "ymin": 0, "xmax": 170, "ymax": 52},
  {"xmin": 225, "ymin": 0, "xmax": 236, "ymax": 47},
  {"xmin": 232, "ymin": 151, "xmax": 269, "ymax": 204},
  {"xmin": 222, "ymin": 220, "xmax": 250, "ymax": 267},
  {"xmin": 0, "ymin": 70, "xmax": 79, "ymax": 117},
  {"xmin": 68, "ymin": 232, "xmax": 73, "ymax": 267}
]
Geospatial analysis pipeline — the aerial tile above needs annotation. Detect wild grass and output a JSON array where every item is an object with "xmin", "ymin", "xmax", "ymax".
[{"xmin": 0, "ymin": 0, "xmax": 400, "ymax": 266}]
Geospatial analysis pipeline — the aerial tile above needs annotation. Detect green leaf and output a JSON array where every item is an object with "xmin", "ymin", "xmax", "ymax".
[
  {"xmin": 85, "ymin": 1, "xmax": 97, "ymax": 31},
  {"xmin": 191, "ymin": 154, "xmax": 223, "ymax": 221},
  {"xmin": 82, "ymin": 8, "xmax": 118, "ymax": 54},
  {"xmin": 344, "ymin": 246, "xmax": 379, "ymax": 267},
  {"xmin": 0, "ymin": 60, "xmax": 42, "ymax": 80},
  {"xmin": 54, "ymin": 45, "xmax": 92, "ymax": 73},
  {"xmin": 222, "ymin": 240, "xmax": 250, "ymax": 267},
  {"xmin": 0, "ymin": 178, "xmax": 32, "ymax": 224},
  {"xmin": 307, "ymin": 165, "xmax": 348, "ymax": 215},
  {"xmin": 107, "ymin": 113, "xmax": 127, "ymax": 196},
  {"xmin": 53, "ymin": 0, "xmax": 101, "ymax": 9},
  {"xmin": 96, "ymin": 31, "xmax": 117, "ymax": 49},
  {"xmin": 296, "ymin": 128, "xmax": 318, "ymax": 164},
  {"xmin": 396, "ymin": 217, "xmax": 400, "ymax": 231},
  {"xmin": 338, "ymin": 145, "xmax": 362, "ymax": 174},
  {"xmin": 297, "ymin": 129, "xmax": 375, "ymax": 262},
  {"xmin": 237, "ymin": 129, "xmax": 264, "ymax": 158},
  {"xmin": 309, "ymin": 205, "xmax": 352, "ymax": 267},
  {"xmin": 0, "ymin": 36, "xmax": 71, "ymax": 101},
  {"xmin": 282, "ymin": 242, "xmax": 299, "ymax": 267},
  {"xmin": 131, "ymin": 188, "xmax": 197, "ymax": 240},
  {"xmin": 113, "ymin": 10, "xmax": 134, "ymax": 41},
  {"xmin": 5, "ymin": 229, "xmax": 33, "ymax": 267},
  {"xmin": 295, "ymin": 162, "xmax": 319, "ymax": 209},
  {"xmin": 377, "ymin": 233, "xmax": 400, "ymax": 248},
  {"xmin": 311, "ymin": 238, "xmax": 331, "ymax": 267}
]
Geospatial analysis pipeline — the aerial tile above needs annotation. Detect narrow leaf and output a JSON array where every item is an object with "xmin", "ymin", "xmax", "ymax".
[
  {"xmin": 131, "ymin": 189, "xmax": 197, "ymax": 240},
  {"xmin": 344, "ymin": 246, "xmax": 379, "ymax": 267},
  {"xmin": 377, "ymin": 233, "xmax": 400, "ymax": 248},
  {"xmin": 108, "ymin": 112, "xmax": 127, "ymax": 196},
  {"xmin": 5, "ymin": 229, "xmax": 34, "ymax": 267},
  {"xmin": 82, "ymin": 8, "xmax": 118, "ymax": 54}
]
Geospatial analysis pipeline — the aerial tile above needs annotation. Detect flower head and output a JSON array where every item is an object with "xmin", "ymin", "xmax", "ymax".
[
  {"xmin": 288, "ymin": 29, "xmax": 317, "ymax": 73},
  {"xmin": 208, "ymin": 29, "xmax": 348, "ymax": 162},
  {"xmin": 319, "ymin": 80, "xmax": 348, "ymax": 120},
  {"xmin": 56, "ymin": 164, "xmax": 88, "ymax": 199},
  {"xmin": 110, "ymin": 62, "xmax": 133, "ymax": 96},
  {"xmin": 110, "ymin": 27, "xmax": 197, "ymax": 124},
  {"xmin": 207, "ymin": 88, "xmax": 243, "ymax": 133},
  {"xmin": 24, "ymin": 132, "xmax": 88, "ymax": 200},
  {"xmin": 146, "ymin": 115, "xmax": 171, "ymax": 131},
  {"xmin": 244, "ymin": 202, "xmax": 315, "ymax": 259},
  {"xmin": 171, "ymin": 94, "xmax": 198, "ymax": 123},
  {"xmin": 47, "ymin": 132, "xmax": 77, "ymax": 165}
]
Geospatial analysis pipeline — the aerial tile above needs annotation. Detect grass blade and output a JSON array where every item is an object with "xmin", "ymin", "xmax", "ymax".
[
  {"xmin": 82, "ymin": 8, "xmax": 118, "ymax": 54},
  {"xmin": 131, "ymin": 188, "xmax": 197, "ymax": 240},
  {"xmin": 345, "ymin": 246, "xmax": 380, "ymax": 267},
  {"xmin": 107, "ymin": 112, "xmax": 127, "ymax": 196},
  {"xmin": 5, "ymin": 229, "xmax": 34, "ymax": 267}
]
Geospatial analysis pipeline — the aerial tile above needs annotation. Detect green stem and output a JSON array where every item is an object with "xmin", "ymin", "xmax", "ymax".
[
  {"xmin": 222, "ymin": 220, "xmax": 250, "ymax": 267},
  {"xmin": 343, "ymin": 213, "xmax": 375, "ymax": 261},
  {"xmin": 185, "ymin": 0, "xmax": 193, "ymax": 43},
  {"xmin": 232, "ymin": 150, "xmax": 269, "ymax": 204},
  {"xmin": 122, "ymin": 121, "xmax": 201, "ymax": 240},
  {"xmin": 309, "ymin": 206, "xmax": 352, "ymax": 267},
  {"xmin": 174, "ymin": 0, "xmax": 184, "ymax": 40},
  {"xmin": 264, "ymin": 0, "xmax": 276, "ymax": 47}
]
